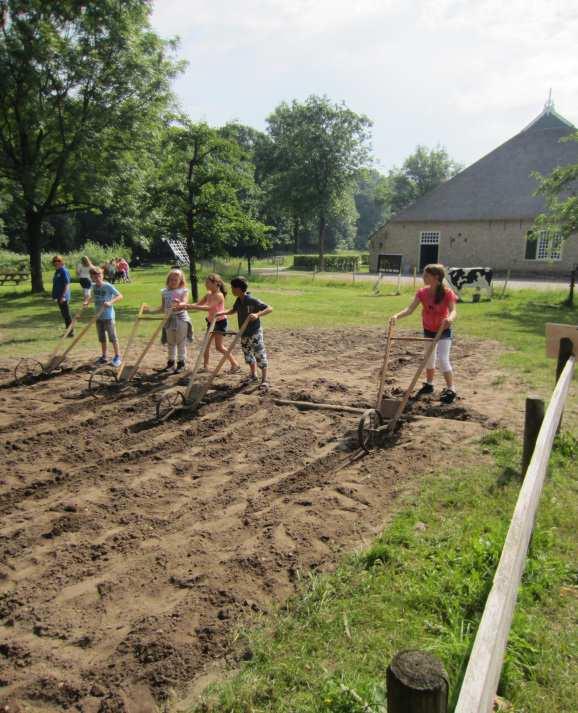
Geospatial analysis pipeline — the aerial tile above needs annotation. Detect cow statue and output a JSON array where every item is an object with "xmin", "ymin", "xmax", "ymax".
[{"xmin": 447, "ymin": 267, "xmax": 493, "ymax": 302}]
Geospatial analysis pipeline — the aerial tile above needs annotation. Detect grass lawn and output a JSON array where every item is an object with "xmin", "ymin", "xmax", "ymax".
[{"xmin": 1, "ymin": 265, "xmax": 577, "ymax": 712}]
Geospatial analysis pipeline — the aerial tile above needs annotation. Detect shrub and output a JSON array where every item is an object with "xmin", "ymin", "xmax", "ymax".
[
  {"xmin": 0, "ymin": 242, "xmax": 132, "ymax": 273},
  {"xmin": 293, "ymin": 254, "xmax": 360, "ymax": 272}
]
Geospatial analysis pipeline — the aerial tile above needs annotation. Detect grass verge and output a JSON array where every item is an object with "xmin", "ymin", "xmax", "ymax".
[{"xmin": 191, "ymin": 430, "xmax": 578, "ymax": 713}]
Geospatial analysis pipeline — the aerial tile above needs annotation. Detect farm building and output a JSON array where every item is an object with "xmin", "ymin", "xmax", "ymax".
[{"xmin": 369, "ymin": 102, "xmax": 578, "ymax": 276}]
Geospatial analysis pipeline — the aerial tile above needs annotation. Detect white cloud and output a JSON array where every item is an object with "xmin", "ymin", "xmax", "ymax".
[{"xmin": 150, "ymin": 0, "xmax": 578, "ymax": 168}]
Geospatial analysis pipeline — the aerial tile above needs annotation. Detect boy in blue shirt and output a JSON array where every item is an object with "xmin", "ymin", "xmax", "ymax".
[
  {"xmin": 84, "ymin": 266, "xmax": 123, "ymax": 366},
  {"xmin": 51, "ymin": 255, "xmax": 73, "ymax": 336}
]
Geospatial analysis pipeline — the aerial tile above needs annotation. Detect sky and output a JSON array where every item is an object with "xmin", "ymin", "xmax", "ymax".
[{"xmin": 150, "ymin": 0, "xmax": 578, "ymax": 173}]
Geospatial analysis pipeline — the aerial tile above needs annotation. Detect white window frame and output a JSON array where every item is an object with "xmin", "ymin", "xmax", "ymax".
[
  {"xmin": 420, "ymin": 231, "xmax": 440, "ymax": 245},
  {"xmin": 526, "ymin": 230, "xmax": 563, "ymax": 262}
]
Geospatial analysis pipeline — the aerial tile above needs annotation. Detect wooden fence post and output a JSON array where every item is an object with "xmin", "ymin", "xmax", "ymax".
[
  {"xmin": 521, "ymin": 396, "xmax": 545, "ymax": 474},
  {"xmin": 387, "ymin": 650, "xmax": 448, "ymax": 713},
  {"xmin": 556, "ymin": 337, "xmax": 574, "ymax": 432}
]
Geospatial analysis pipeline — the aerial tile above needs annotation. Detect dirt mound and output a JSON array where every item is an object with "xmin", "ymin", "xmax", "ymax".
[{"xmin": 0, "ymin": 329, "xmax": 519, "ymax": 711}]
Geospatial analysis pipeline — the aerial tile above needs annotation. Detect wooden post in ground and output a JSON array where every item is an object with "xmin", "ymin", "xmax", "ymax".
[
  {"xmin": 500, "ymin": 269, "xmax": 510, "ymax": 298},
  {"xmin": 556, "ymin": 337, "xmax": 574, "ymax": 432},
  {"xmin": 413, "ymin": 266, "xmax": 417, "ymax": 290},
  {"xmin": 387, "ymin": 650, "xmax": 448, "ymax": 713},
  {"xmin": 521, "ymin": 396, "xmax": 545, "ymax": 475}
]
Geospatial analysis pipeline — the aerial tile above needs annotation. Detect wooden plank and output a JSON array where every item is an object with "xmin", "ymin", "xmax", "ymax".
[
  {"xmin": 375, "ymin": 321, "xmax": 395, "ymax": 409},
  {"xmin": 45, "ymin": 304, "xmax": 88, "ymax": 370},
  {"xmin": 117, "ymin": 303, "xmax": 146, "ymax": 380},
  {"xmin": 545, "ymin": 322, "xmax": 578, "ymax": 358},
  {"xmin": 386, "ymin": 323, "xmax": 446, "ymax": 433},
  {"xmin": 184, "ymin": 317, "xmax": 217, "ymax": 400},
  {"xmin": 273, "ymin": 398, "xmax": 366, "ymax": 415},
  {"xmin": 52, "ymin": 305, "xmax": 106, "ymax": 367},
  {"xmin": 454, "ymin": 356, "xmax": 575, "ymax": 713}
]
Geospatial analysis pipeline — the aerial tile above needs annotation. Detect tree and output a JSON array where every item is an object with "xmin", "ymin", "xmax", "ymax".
[
  {"xmin": 152, "ymin": 120, "xmax": 269, "ymax": 300},
  {"xmin": 0, "ymin": 0, "xmax": 180, "ymax": 291},
  {"xmin": 353, "ymin": 168, "xmax": 390, "ymax": 249},
  {"xmin": 534, "ymin": 131, "xmax": 578, "ymax": 305},
  {"xmin": 388, "ymin": 145, "xmax": 462, "ymax": 215},
  {"xmin": 265, "ymin": 95, "xmax": 372, "ymax": 270}
]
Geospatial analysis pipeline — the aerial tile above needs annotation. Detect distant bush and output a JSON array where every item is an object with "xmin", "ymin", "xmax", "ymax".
[
  {"xmin": 293, "ymin": 254, "xmax": 360, "ymax": 271},
  {"xmin": 0, "ymin": 242, "xmax": 132, "ymax": 273},
  {"xmin": 360, "ymin": 253, "xmax": 369, "ymax": 265}
]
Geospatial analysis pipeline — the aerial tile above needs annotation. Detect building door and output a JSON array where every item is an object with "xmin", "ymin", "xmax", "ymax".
[{"xmin": 419, "ymin": 231, "xmax": 440, "ymax": 270}]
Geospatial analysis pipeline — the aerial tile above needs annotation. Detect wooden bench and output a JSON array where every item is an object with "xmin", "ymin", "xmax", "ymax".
[{"xmin": 0, "ymin": 270, "xmax": 30, "ymax": 286}]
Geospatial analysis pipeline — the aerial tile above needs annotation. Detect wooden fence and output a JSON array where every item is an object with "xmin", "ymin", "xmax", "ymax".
[{"xmin": 387, "ymin": 334, "xmax": 576, "ymax": 713}]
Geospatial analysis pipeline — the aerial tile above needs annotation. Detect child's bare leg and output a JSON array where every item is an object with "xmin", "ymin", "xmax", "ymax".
[
  {"xmin": 214, "ymin": 333, "xmax": 239, "ymax": 368},
  {"xmin": 443, "ymin": 371, "xmax": 454, "ymax": 389},
  {"xmin": 260, "ymin": 366, "xmax": 268, "ymax": 384},
  {"xmin": 203, "ymin": 335, "xmax": 213, "ymax": 368},
  {"xmin": 426, "ymin": 368, "xmax": 435, "ymax": 383}
]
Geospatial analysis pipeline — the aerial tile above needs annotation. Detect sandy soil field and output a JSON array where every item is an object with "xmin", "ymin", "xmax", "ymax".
[{"xmin": 0, "ymin": 329, "xmax": 522, "ymax": 712}]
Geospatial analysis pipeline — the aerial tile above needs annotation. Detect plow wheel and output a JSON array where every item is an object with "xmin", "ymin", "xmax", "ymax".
[
  {"xmin": 155, "ymin": 390, "xmax": 185, "ymax": 421},
  {"xmin": 88, "ymin": 367, "xmax": 119, "ymax": 397},
  {"xmin": 357, "ymin": 408, "xmax": 384, "ymax": 452},
  {"xmin": 14, "ymin": 358, "xmax": 45, "ymax": 385}
]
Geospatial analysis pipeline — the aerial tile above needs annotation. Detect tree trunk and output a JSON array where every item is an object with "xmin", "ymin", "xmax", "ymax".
[
  {"xmin": 247, "ymin": 255, "xmax": 252, "ymax": 275},
  {"xmin": 26, "ymin": 209, "xmax": 44, "ymax": 293},
  {"xmin": 564, "ymin": 268, "xmax": 575, "ymax": 307},
  {"xmin": 318, "ymin": 215, "xmax": 326, "ymax": 272},
  {"xmin": 293, "ymin": 215, "xmax": 300, "ymax": 253},
  {"xmin": 185, "ymin": 210, "xmax": 199, "ymax": 302}
]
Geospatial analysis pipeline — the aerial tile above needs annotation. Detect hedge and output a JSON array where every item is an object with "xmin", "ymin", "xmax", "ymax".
[{"xmin": 293, "ymin": 254, "xmax": 360, "ymax": 271}]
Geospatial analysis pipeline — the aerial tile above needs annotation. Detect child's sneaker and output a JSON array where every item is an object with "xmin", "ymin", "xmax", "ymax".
[
  {"xmin": 440, "ymin": 388, "xmax": 457, "ymax": 404},
  {"xmin": 174, "ymin": 361, "xmax": 186, "ymax": 373},
  {"xmin": 416, "ymin": 382, "xmax": 434, "ymax": 396},
  {"xmin": 95, "ymin": 356, "xmax": 108, "ymax": 365},
  {"xmin": 164, "ymin": 360, "xmax": 175, "ymax": 371},
  {"xmin": 111, "ymin": 355, "xmax": 122, "ymax": 368},
  {"xmin": 229, "ymin": 365, "xmax": 241, "ymax": 374},
  {"xmin": 258, "ymin": 381, "xmax": 270, "ymax": 393}
]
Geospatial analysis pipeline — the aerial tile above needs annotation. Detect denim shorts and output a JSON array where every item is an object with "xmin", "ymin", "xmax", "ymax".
[
  {"xmin": 207, "ymin": 318, "xmax": 227, "ymax": 334},
  {"xmin": 424, "ymin": 328, "xmax": 452, "ymax": 340}
]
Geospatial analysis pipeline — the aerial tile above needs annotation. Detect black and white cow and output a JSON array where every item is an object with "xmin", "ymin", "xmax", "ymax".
[{"xmin": 447, "ymin": 267, "xmax": 493, "ymax": 301}]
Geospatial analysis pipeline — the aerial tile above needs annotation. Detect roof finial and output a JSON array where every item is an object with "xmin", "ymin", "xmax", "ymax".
[{"xmin": 544, "ymin": 88, "xmax": 554, "ymax": 112}]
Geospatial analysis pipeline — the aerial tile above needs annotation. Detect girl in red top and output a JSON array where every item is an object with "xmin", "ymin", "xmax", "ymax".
[{"xmin": 390, "ymin": 263, "xmax": 458, "ymax": 403}]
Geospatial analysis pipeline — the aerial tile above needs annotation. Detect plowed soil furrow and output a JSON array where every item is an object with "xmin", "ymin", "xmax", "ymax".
[{"xmin": 0, "ymin": 330, "xmax": 514, "ymax": 713}]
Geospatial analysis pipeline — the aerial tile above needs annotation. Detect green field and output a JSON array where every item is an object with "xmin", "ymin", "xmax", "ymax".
[{"xmin": 1, "ymin": 265, "xmax": 577, "ymax": 713}]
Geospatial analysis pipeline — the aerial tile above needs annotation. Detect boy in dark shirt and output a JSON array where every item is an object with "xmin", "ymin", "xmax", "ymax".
[
  {"xmin": 51, "ymin": 255, "xmax": 74, "ymax": 336},
  {"xmin": 219, "ymin": 276, "xmax": 273, "ymax": 391}
]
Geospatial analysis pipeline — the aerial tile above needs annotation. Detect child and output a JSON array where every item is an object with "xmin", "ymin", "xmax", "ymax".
[
  {"xmin": 145, "ymin": 268, "xmax": 192, "ymax": 373},
  {"xmin": 51, "ymin": 255, "xmax": 73, "ymax": 336},
  {"xmin": 175, "ymin": 274, "xmax": 240, "ymax": 373},
  {"xmin": 76, "ymin": 255, "xmax": 94, "ymax": 301},
  {"xmin": 390, "ymin": 263, "xmax": 458, "ymax": 404},
  {"xmin": 84, "ymin": 266, "xmax": 123, "ymax": 367},
  {"xmin": 218, "ymin": 276, "xmax": 272, "ymax": 391}
]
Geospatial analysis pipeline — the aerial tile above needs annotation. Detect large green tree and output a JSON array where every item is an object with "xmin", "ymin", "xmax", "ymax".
[
  {"xmin": 534, "ymin": 132, "xmax": 578, "ymax": 305},
  {"xmin": 152, "ymin": 120, "xmax": 269, "ymax": 300},
  {"xmin": 0, "ymin": 0, "xmax": 179, "ymax": 291},
  {"xmin": 388, "ymin": 145, "xmax": 462, "ymax": 215},
  {"xmin": 353, "ymin": 168, "xmax": 390, "ymax": 249},
  {"xmin": 265, "ymin": 95, "xmax": 372, "ymax": 270}
]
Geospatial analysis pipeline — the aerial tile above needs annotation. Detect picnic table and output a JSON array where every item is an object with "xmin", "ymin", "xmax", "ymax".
[{"xmin": 0, "ymin": 265, "xmax": 30, "ymax": 286}]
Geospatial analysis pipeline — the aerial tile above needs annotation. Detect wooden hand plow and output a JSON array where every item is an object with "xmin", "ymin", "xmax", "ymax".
[
  {"xmin": 155, "ymin": 316, "xmax": 251, "ymax": 421},
  {"xmin": 88, "ymin": 303, "xmax": 171, "ymax": 397},
  {"xmin": 357, "ymin": 322, "xmax": 446, "ymax": 451},
  {"xmin": 14, "ymin": 305, "xmax": 105, "ymax": 384}
]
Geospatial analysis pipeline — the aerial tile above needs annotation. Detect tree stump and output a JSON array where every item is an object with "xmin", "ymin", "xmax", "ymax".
[{"xmin": 387, "ymin": 650, "xmax": 448, "ymax": 713}]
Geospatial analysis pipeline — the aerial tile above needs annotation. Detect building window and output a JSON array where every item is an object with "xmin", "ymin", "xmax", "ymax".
[
  {"xmin": 420, "ymin": 231, "xmax": 440, "ymax": 245},
  {"xmin": 525, "ymin": 231, "xmax": 563, "ymax": 261}
]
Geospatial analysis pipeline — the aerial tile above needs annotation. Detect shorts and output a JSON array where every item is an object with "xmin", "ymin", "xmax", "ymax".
[
  {"xmin": 79, "ymin": 277, "xmax": 91, "ymax": 289},
  {"xmin": 424, "ymin": 328, "xmax": 452, "ymax": 340},
  {"xmin": 241, "ymin": 329, "xmax": 268, "ymax": 369},
  {"xmin": 207, "ymin": 318, "xmax": 227, "ymax": 334},
  {"xmin": 96, "ymin": 319, "xmax": 118, "ymax": 344}
]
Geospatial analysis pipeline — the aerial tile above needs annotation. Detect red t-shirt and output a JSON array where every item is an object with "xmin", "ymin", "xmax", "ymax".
[{"xmin": 416, "ymin": 286, "xmax": 457, "ymax": 332}]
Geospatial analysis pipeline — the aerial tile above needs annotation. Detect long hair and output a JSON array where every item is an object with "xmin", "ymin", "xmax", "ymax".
[
  {"xmin": 424, "ymin": 263, "xmax": 447, "ymax": 304},
  {"xmin": 207, "ymin": 273, "xmax": 227, "ymax": 296},
  {"xmin": 80, "ymin": 255, "xmax": 93, "ymax": 268},
  {"xmin": 166, "ymin": 268, "xmax": 186, "ymax": 289}
]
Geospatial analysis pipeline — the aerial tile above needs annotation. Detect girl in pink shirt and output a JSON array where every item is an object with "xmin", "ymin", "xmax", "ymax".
[
  {"xmin": 390, "ymin": 263, "xmax": 458, "ymax": 403},
  {"xmin": 176, "ymin": 274, "xmax": 240, "ymax": 373}
]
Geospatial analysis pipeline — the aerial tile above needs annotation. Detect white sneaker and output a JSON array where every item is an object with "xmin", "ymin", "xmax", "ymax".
[{"xmin": 111, "ymin": 356, "xmax": 122, "ymax": 368}]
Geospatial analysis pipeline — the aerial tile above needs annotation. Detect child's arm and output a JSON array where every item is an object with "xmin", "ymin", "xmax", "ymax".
[
  {"xmin": 248, "ymin": 305, "xmax": 273, "ymax": 322},
  {"xmin": 175, "ymin": 294, "xmax": 208, "ymax": 311},
  {"xmin": 104, "ymin": 291, "xmax": 123, "ymax": 308},
  {"xmin": 444, "ymin": 303, "xmax": 457, "ymax": 328},
  {"xmin": 390, "ymin": 295, "xmax": 420, "ymax": 323}
]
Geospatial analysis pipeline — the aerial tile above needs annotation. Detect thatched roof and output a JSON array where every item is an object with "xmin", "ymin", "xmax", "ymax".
[{"xmin": 390, "ymin": 106, "xmax": 578, "ymax": 223}]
